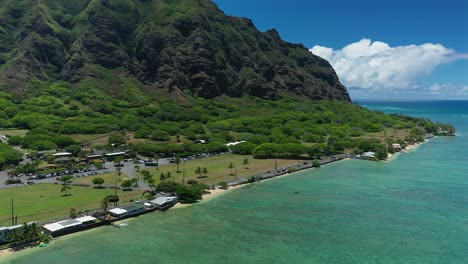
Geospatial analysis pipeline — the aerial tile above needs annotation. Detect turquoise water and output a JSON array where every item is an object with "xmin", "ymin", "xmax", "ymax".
[{"xmin": 3, "ymin": 101, "xmax": 468, "ymax": 263}]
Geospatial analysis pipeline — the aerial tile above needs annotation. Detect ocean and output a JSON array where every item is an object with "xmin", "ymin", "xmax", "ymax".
[{"xmin": 3, "ymin": 101, "xmax": 468, "ymax": 264}]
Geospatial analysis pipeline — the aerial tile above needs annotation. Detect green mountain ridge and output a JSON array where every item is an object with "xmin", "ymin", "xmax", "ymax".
[{"xmin": 0, "ymin": 0, "xmax": 350, "ymax": 101}]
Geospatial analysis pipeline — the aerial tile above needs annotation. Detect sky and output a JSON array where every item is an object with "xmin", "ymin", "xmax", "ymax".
[{"xmin": 213, "ymin": 0, "xmax": 468, "ymax": 100}]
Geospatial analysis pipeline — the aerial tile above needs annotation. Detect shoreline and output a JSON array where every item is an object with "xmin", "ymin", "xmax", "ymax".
[
  {"xmin": 386, "ymin": 138, "xmax": 430, "ymax": 162},
  {"xmin": 0, "ymin": 142, "xmax": 430, "ymax": 259}
]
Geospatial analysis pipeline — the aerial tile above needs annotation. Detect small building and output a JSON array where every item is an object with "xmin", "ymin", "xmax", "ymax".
[
  {"xmin": 84, "ymin": 150, "xmax": 105, "ymax": 161},
  {"xmin": 392, "ymin": 143, "xmax": 402, "ymax": 150},
  {"xmin": 76, "ymin": 216, "xmax": 98, "ymax": 225},
  {"xmin": 150, "ymin": 197, "xmax": 178, "ymax": 210},
  {"xmin": 0, "ymin": 224, "xmax": 23, "ymax": 244},
  {"xmin": 194, "ymin": 140, "xmax": 206, "ymax": 144},
  {"xmin": 105, "ymin": 151, "xmax": 127, "ymax": 157},
  {"xmin": 53, "ymin": 152, "xmax": 72, "ymax": 158},
  {"xmin": 108, "ymin": 203, "xmax": 146, "ymax": 218},
  {"xmin": 120, "ymin": 203, "xmax": 146, "ymax": 215},
  {"xmin": 108, "ymin": 208, "xmax": 128, "ymax": 218},
  {"xmin": 43, "ymin": 216, "xmax": 97, "ymax": 236},
  {"xmin": 362, "ymin": 151, "xmax": 376, "ymax": 159}
]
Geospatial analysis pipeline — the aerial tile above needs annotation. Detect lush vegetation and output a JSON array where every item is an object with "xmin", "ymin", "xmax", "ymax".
[
  {"xmin": 0, "ymin": 143, "xmax": 22, "ymax": 169},
  {"xmin": 0, "ymin": 90, "xmax": 455, "ymax": 163}
]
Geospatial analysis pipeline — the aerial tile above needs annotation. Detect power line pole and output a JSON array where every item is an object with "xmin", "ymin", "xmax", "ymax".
[
  {"xmin": 11, "ymin": 198, "xmax": 14, "ymax": 226},
  {"xmin": 182, "ymin": 169, "xmax": 185, "ymax": 185}
]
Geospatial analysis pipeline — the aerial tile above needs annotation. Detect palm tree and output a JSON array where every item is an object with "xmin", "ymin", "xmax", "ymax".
[
  {"xmin": 175, "ymin": 157, "xmax": 181, "ymax": 173},
  {"xmin": 167, "ymin": 172, "xmax": 172, "ymax": 182},
  {"xmin": 116, "ymin": 167, "xmax": 122, "ymax": 181},
  {"xmin": 7, "ymin": 228, "xmax": 23, "ymax": 244},
  {"xmin": 195, "ymin": 167, "xmax": 202, "ymax": 178},
  {"xmin": 61, "ymin": 184, "xmax": 71, "ymax": 196},
  {"xmin": 114, "ymin": 156, "xmax": 123, "ymax": 166},
  {"xmin": 153, "ymin": 154, "xmax": 160, "ymax": 170},
  {"xmin": 147, "ymin": 178, "xmax": 156, "ymax": 194},
  {"xmin": 101, "ymin": 196, "xmax": 109, "ymax": 212},
  {"xmin": 131, "ymin": 178, "xmax": 138, "ymax": 187},
  {"xmin": 228, "ymin": 163, "xmax": 234, "ymax": 176},
  {"xmin": 203, "ymin": 167, "xmax": 208, "ymax": 177},
  {"xmin": 141, "ymin": 170, "xmax": 152, "ymax": 182},
  {"xmin": 6, "ymin": 165, "xmax": 15, "ymax": 180},
  {"xmin": 142, "ymin": 170, "xmax": 155, "ymax": 194},
  {"xmin": 243, "ymin": 158, "xmax": 249, "ymax": 169},
  {"xmin": 134, "ymin": 165, "xmax": 140, "ymax": 172},
  {"xmin": 28, "ymin": 222, "xmax": 39, "ymax": 240}
]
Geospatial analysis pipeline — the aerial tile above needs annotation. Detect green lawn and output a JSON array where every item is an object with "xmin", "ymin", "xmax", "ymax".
[
  {"xmin": 363, "ymin": 128, "xmax": 411, "ymax": 142},
  {"xmin": 0, "ymin": 129, "xmax": 29, "ymax": 137},
  {"xmin": 142, "ymin": 154, "xmax": 303, "ymax": 185},
  {"xmin": 0, "ymin": 184, "xmax": 143, "ymax": 226},
  {"xmin": 73, "ymin": 172, "xmax": 130, "ymax": 186}
]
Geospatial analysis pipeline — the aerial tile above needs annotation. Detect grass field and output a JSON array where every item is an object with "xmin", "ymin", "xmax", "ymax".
[
  {"xmin": 0, "ymin": 184, "xmax": 143, "ymax": 226},
  {"xmin": 0, "ymin": 129, "xmax": 29, "ymax": 137},
  {"xmin": 142, "ymin": 154, "xmax": 303, "ymax": 186},
  {"xmin": 363, "ymin": 128, "xmax": 410, "ymax": 142},
  {"xmin": 72, "ymin": 172, "xmax": 130, "ymax": 185}
]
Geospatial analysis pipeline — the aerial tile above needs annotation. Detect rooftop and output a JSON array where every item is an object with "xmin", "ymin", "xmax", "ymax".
[
  {"xmin": 108, "ymin": 208, "xmax": 127, "ymax": 215},
  {"xmin": 150, "ymin": 197, "xmax": 178, "ymax": 206},
  {"xmin": 43, "ymin": 219, "xmax": 82, "ymax": 233}
]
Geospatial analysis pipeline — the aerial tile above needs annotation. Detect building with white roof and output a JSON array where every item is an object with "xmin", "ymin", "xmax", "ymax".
[
  {"xmin": 43, "ymin": 216, "xmax": 97, "ymax": 235},
  {"xmin": 53, "ymin": 152, "xmax": 72, "ymax": 158},
  {"xmin": 150, "ymin": 197, "xmax": 178, "ymax": 209},
  {"xmin": 108, "ymin": 208, "xmax": 128, "ymax": 217}
]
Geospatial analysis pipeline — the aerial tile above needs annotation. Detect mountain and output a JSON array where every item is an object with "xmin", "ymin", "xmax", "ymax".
[{"xmin": 0, "ymin": 0, "xmax": 350, "ymax": 101}]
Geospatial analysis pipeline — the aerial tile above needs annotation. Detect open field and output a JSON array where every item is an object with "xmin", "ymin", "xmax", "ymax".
[
  {"xmin": 0, "ymin": 130, "xmax": 29, "ymax": 137},
  {"xmin": 72, "ymin": 172, "xmax": 130, "ymax": 185},
  {"xmin": 0, "ymin": 184, "xmax": 143, "ymax": 226},
  {"xmin": 69, "ymin": 133, "xmax": 111, "ymax": 146},
  {"xmin": 142, "ymin": 154, "xmax": 303, "ymax": 185},
  {"xmin": 362, "ymin": 128, "xmax": 411, "ymax": 142}
]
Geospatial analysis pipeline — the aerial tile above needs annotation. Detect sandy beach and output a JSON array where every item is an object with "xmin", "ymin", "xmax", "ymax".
[
  {"xmin": 173, "ymin": 184, "xmax": 247, "ymax": 209},
  {"xmin": 0, "ymin": 248, "xmax": 14, "ymax": 258},
  {"xmin": 386, "ymin": 139, "xmax": 429, "ymax": 162}
]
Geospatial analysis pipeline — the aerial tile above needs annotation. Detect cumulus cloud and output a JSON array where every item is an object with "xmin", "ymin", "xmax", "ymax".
[
  {"xmin": 427, "ymin": 83, "xmax": 468, "ymax": 96},
  {"xmin": 310, "ymin": 39, "xmax": 465, "ymax": 90}
]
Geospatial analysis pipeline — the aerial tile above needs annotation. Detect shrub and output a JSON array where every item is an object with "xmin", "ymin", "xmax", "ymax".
[
  {"xmin": 6, "ymin": 179, "xmax": 21, "ymax": 185},
  {"xmin": 312, "ymin": 160, "xmax": 321, "ymax": 168},
  {"xmin": 218, "ymin": 181, "xmax": 228, "ymax": 190},
  {"xmin": 187, "ymin": 179, "xmax": 198, "ymax": 185}
]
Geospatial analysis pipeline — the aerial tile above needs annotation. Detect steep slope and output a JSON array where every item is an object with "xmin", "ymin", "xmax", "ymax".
[{"xmin": 0, "ymin": 0, "xmax": 350, "ymax": 101}]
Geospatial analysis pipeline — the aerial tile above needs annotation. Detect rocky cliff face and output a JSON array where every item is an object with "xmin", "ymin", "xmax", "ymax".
[{"xmin": 0, "ymin": 0, "xmax": 350, "ymax": 101}]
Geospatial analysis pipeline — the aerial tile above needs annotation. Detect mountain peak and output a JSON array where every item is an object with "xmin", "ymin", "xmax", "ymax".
[{"xmin": 0, "ymin": 0, "xmax": 350, "ymax": 101}]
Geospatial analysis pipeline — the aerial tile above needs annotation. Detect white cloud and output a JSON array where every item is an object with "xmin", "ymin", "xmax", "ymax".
[
  {"xmin": 427, "ymin": 83, "xmax": 468, "ymax": 96},
  {"xmin": 310, "ymin": 39, "xmax": 465, "ymax": 90}
]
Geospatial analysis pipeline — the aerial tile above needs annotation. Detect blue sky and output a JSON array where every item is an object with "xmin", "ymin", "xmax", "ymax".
[{"xmin": 214, "ymin": 0, "xmax": 468, "ymax": 100}]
